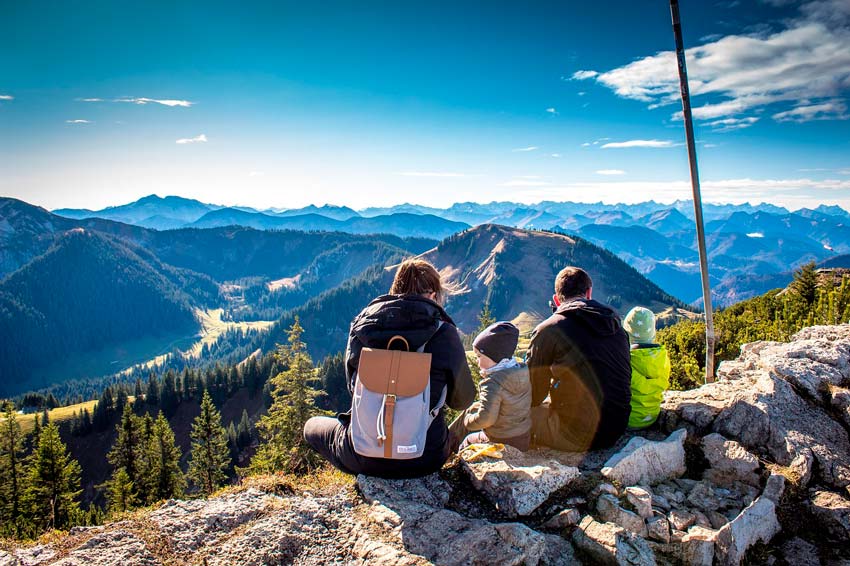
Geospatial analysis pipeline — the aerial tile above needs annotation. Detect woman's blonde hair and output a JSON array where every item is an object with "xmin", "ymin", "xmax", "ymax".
[{"xmin": 390, "ymin": 259, "xmax": 444, "ymax": 303}]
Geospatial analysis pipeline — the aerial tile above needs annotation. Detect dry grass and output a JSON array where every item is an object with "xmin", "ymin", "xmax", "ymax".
[
  {"xmin": 235, "ymin": 466, "xmax": 355, "ymax": 499},
  {"xmin": 6, "ymin": 399, "xmax": 101, "ymax": 435}
]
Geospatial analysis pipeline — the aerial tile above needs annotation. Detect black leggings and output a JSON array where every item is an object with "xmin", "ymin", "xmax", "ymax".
[{"xmin": 303, "ymin": 415, "xmax": 450, "ymax": 479}]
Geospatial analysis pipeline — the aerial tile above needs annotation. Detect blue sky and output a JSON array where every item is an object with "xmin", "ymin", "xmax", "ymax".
[{"xmin": 1, "ymin": 0, "xmax": 849, "ymax": 211}]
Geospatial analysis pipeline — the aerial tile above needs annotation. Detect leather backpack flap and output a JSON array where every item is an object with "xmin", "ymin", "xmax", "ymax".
[{"xmin": 359, "ymin": 348, "xmax": 432, "ymax": 396}]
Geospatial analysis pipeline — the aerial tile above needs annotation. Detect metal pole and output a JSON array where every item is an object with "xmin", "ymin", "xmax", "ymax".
[{"xmin": 670, "ymin": 0, "xmax": 715, "ymax": 383}]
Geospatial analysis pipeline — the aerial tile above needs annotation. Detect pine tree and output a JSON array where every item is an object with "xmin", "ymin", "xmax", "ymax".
[
  {"xmin": 250, "ymin": 317, "xmax": 326, "ymax": 474},
  {"xmin": 107, "ymin": 468, "xmax": 136, "ymax": 513},
  {"xmin": 106, "ymin": 405, "xmax": 144, "ymax": 508},
  {"xmin": 24, "ymin": 424, "xmax": 81, "ymax": 531},
  {"xmin": 146, "ymin": 372, "xmax": 160, "ymax": 406},
  {"xmin": 187, "ymin": 391, "xmax": 230, "ymax": 495},
  {"xmin": 145, "ymin": 412, "xmax": 184, "ymax": 502},
  {"xmin": 236, "ymin": 409, "xmax": 252, "ymax": 448},
  {"xmin": 792, "ymin": 261, "xmax": 819, "ymax": 306},
  {"xmin": 161, "ymin": 371, "xmax": 179, "ymax": 417},
  {"xmin": 0, "ymin": 401, "xmax": 27, "ymax": 536}
]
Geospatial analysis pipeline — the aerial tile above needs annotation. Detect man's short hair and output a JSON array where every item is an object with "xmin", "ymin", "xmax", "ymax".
[{"xmin": 555, "ymin": 266, "xmax": 593, "ymax": 300}]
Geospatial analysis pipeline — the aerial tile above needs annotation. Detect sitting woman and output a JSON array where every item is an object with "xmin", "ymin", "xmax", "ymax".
[{"xmin": 303, "ymin": 258, "xmax": 475, "ymax": 478}]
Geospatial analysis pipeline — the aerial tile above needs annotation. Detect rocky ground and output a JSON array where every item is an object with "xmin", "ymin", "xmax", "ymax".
[{"xmin": 4, "ymin": 325, "xmax": 850, "ymax": 565}]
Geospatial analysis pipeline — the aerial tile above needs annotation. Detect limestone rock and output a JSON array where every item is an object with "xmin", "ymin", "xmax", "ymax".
[
  {"xmin": 701, "ymin": 433, "xmax": 760, "ymax": 487},
  {"xmin": 808, "ymin": 490, "xmax": 850, "ymax": 542},
  {"xmin": 668, "ymin": 509, "xmax": 696, "ymax": 532},
  {"xmin": 357, "ymin": 472, "xmax": 451, "ymax": 508},
  {"xmin": 148, "ymin": 488, "xmax": 275, "ymax": 554},
  {"xmin": 596, "ymin": 494, "xmax": 648, "ymax": 537},
  {"xmin": 542, "ymin": 508, "xmax": 582, "ymax": 529},
  {"xmin": 601, "ymin": 429, "xmax": 687, "ymax": 486},
  {"xmin": 680, "ymin": 525, "xmax": 717, "ymax": 566},
  {"xmin": 49, "ymin": 531, "xmax": 158, "ymax": 566},
  {"xmin": 0, "ymin": 552, "xmax": 18, "ymax": 566},
  {"xmin": 624, "ymin": 487, "xmax": 653, "ymax": 519},
  {"xmin": 646, "ymin": 515, "xmax": 670, "ymax": 543},
  {"xmin": 664, "ymin": 327, "xmax": 850, "ymax": 493},
  {"xmin": 572, "ymin": 516, "xmax": 656, "ymax": 566},
  {"xmin": 715, "ymin": 494, "xmax": 780, "ymax": 565},
  {"xmin": 460, "ymin": 444, "xmax": 580, "ymax": 517}
]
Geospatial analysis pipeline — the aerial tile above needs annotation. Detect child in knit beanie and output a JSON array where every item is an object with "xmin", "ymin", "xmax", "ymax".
[
  {"xmin": 623, "ymin": 307, "xmax": 671, "ymax": 429},
  {"xmin": 448, "ymin": 321, "xmax": 532, "ymax": 452}
]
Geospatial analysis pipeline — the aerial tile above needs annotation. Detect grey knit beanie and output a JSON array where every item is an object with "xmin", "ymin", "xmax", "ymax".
[{"xmin": 473, "ymin": 321, "xmax": 520, "ymax": 362}]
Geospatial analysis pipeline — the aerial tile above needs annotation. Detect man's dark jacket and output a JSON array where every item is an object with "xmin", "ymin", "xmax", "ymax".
[
  {"xmin": 343, "ymin": 294, "xmax": 475, "ymax": 477},
  {"xmin": 527, "ymin": 298, "xmax": 631, "ymax": 450}
]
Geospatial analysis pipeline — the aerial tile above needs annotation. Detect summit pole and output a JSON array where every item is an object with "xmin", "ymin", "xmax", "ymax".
[{"xmin": 670, "ymin": 0, "xmax": 715, "ymax": 383}]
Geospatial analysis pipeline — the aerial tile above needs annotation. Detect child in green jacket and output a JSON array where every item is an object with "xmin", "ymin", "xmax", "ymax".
[{"xmin": 623, "ymin": 307, "xmax": 671, "ymax": 429}]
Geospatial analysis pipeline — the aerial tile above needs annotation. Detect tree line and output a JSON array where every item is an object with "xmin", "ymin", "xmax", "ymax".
[
  {"xmin": 659, "ymin": 263, "xmax": 850, "ymax": 389},
  {"xmin": 1, "ymin": 317, "xmax": 341, "ymax": 540}
]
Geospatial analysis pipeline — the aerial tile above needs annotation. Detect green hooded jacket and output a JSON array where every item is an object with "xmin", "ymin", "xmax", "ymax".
[{"xmin": 628, "ymin": 344, "xmax": 671, "ymax": 429}]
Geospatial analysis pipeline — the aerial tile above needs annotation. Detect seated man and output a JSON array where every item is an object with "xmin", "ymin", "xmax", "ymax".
[{"xmin": 527, "ymin": 266, "xmax": 631, "ymax": 452}]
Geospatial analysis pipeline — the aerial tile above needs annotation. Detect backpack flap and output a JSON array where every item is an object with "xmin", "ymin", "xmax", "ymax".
[{"xmin": 351, "ymin": 334, "xmax": 434, "ymax": 459}]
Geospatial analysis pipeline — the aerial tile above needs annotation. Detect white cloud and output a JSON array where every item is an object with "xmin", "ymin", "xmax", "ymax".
[
  {"xmin": 747, "ymin": 232, "xmax": 765, "ymax": 238},
  {"xmin": 549, "ymin": 153, "xmax": 562, "ymax": 158},
  {"xmin": 596, "ymin": 169, "xmax": 626, "ymax": 175},
  {"xmin": 0, "ymin": 94, "xmax": 13, "ymax": 101},
  {"xmin": 546, "ymin": 107, "xmax": 558, "ymax": 114},
  {"xmin": 571, "ymin": 70, "xmax": 599, "ymax": 80},
  {"xmin": 65, "ymin": 119, "xmax": 92, "ymax": 124},
  {"xmin": 398, "ymin": 171, "xmax": 469, "ymax": 178},
  {"xmin": 78, "ymin": 98, "xmax": 104, "ymax": 102},
  {"xmin": 248, "ymin": 171, "xmax": 264, "ymax": 177},
  {"xmin": 705, "ymin": 116, "xmax": 760, "ymax": 131},
  {"xmin": 581, "ymin": 142, "xmax": 592, "ymax": 147},
  {"xmin": 118, "ymin": 97, "xmax": 194, "ymax": 107},
  {"xmin": 573, "ymin": 1, "xmax": 850, "ymax": 125},
  {"xmin": 176, "ymin": 134, "xmax": 208, "ymax": 144},
  {"xmin": 601, "ymin": 139, "xmax": 676, "ymax": 149},
  {"xmin": 511, "ymin": 146, "xmax": 539, "ymax": 152},
  {"xmin": 772, "ymin": 99, "xmax": 849, "ymax": 122}
]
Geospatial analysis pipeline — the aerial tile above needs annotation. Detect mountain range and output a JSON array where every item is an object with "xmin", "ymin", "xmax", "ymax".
[
  {"xmin": 48, "ymin": 194, "xmax": 850, "ymax": 305},
  {"xmin": 1, "ymin": 196, "xmax": 685, "ymax": 395}
]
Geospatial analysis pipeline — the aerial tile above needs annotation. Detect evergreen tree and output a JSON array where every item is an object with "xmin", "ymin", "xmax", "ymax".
[
  {"xmin": 146, "ymin": 372, "xmax": 160, "ymax": 407},
  {"xmin": 161, "ymin": 370, "xmax": 179, "ymax": 417},
  {"xmin": 187, "ymin": 391, "xmax": 230, "ymax": 495},
  {"xmin": 107, "ymin": 468, "xmax": 136, "ymax": 513},
  {"xmin": 793, "ymin": 261, "xmax": 819, "ymax": 306},
  {"xmin": 24, "ymin": 424, "xmax": 81, "ymax": 531},
  {"xmin": 106, "ymin": 405, "xmax": 144, "ymax": 508},
  {"xmin": 236, "ymin": 409, "xmax": 252, "ymax": 448},
  {"xmin": 0, "ymin": 401, "xmax": 26, "ymax": 536},
  {"xmin": 319, "ymin": 354, "xmax": 349, "ymax": 413},
  {"xmin": 146, "ymin": 412, "xmax": 184, "ymax": 502},
  {"xmin": 250, "ymin": 317, "xmax": 326, "ymax": 474}
]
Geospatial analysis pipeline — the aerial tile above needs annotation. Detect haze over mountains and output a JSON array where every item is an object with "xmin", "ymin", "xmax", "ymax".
[{"xmin": 51, "ymin": 194, "xmax": 850, "ymax": 305}]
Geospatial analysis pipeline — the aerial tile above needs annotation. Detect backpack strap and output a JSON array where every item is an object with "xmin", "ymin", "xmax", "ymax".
[{"xmin": 421, "ymin": 321, "xmax": 447, "ymax": 420}]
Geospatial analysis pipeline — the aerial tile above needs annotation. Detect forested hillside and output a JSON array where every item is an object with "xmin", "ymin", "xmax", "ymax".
[
  {"xmin": 659, "ymin": 263, "xmax": 850, "ymax": 389},
  {"xmin": 0, "ymin": 229, "xmax": 216, "ymax": 395}
]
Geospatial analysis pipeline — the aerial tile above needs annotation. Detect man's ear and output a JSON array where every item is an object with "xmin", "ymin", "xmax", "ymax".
[{"xmin": 585, "ymin": 287, "xmax": 593, "ymax": 300}]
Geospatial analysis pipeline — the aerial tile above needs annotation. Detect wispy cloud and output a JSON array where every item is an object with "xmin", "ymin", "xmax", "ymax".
[
  {"xmin": 772, "ymin": 99, "xmax": 849, "ymax": 122},
  {"xmin": 511, "ymin": 146, "xmax": 539, "ymax": 152},
  {"xmin": 596, "ymin": 169, "xmax": 626, "ymax": 175},
  {"xmin": 0, "ymin": 94, "xmax": 13, "ymax": 101},
  {"xmin": 581, "ymin": 142, "xmax": 592, "ymax": 147},
  {"xmin": 176, "ymin": 134, "xmax": 207, "ymax": 144},
  {"xmin": 117, "ymin": 97, "xmax": 194, "ymax": 107},
  {"xmin": 705, "ymin": 116, "xmax": 760, "ymax": 131},
  {"xmin": 65, "ymin": 119, "xmax": 92, "ymax": 124},
  {"xmin": 601, "ymin": 139, "xmax": 675, "ymax": 149},
  {"xmin": 398, "ymin": 171, "xmax": 469, "ymax": 178},
  {"xmin": 546, "ymin": 107, "xmax": 559, "ymax": 115},
  {"xmin": 78, "ymin": 98, "xmax": 103, "ymax": 102},
  {"xmin": 572, "ymin": 0, "xmax": 850, "ymax": 126},
  {"xmin": 549, "ymin": 153, "xmax": 562, "ymax": 158},
  {"xmin": 571, "ymin": 70, "xmax": 599, "ymax": 80}
]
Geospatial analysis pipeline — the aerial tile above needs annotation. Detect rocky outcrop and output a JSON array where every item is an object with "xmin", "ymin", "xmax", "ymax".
[{"xmin": 4, "ymin": 324, "xmax": 850, "ymax": 565}]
